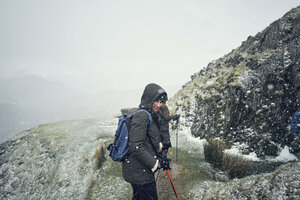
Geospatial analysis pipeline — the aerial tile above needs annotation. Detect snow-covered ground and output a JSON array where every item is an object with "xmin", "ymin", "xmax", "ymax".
[
  {"xmin": 190, "ymin": 160, "xmax": 300, "ymax": 200},
  {"xmin": 0, "ymin": 117, "xmax": 124, "ymax": 200},
  {"xmin": 170, "ymin": 123, "xmax": 300, "ymax": 199},
  {"xmin": 170, "ymin": 126, "xmax": 207, "ymax": 157},
  {"xmin": 1, "ymin": 117, "xmax": 299, "ymax": 199},
  {"xmin": 172, "ymin": 122, "xmax": 298, "ymax": 163}
]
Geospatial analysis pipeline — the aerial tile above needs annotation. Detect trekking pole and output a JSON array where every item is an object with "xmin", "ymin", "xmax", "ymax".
[
  {"xmin": 175, "ymin": 119, "xmax": 179, "ymax": 162},
  {"xmin": 166, "ymin": 169, "xmax": 179, "ymax": 200},
  {"xmin": 155, "ymin": 169, "xmax": 161, "ymax": 182}
]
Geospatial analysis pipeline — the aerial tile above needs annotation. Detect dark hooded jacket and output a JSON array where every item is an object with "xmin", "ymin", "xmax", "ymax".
[
  {"xmin": 291, "ymin": 111, "xmax": 300, "ymax": 133},
  {"xmin": 122, "ymin": 83, "xmax": 166, "ymax": 185}
]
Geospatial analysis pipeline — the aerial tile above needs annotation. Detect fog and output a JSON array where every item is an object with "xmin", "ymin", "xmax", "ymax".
[{"xmin": 0, "ymin": 0, "xmax": 299, "ymax": 143}]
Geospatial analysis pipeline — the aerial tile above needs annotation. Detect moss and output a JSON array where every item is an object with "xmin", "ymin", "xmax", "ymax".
[
  {"xmin": 216, "ymin": 115, "xmax": 225, "ymax": 128},
  {"xmin": 249, "ymin": 48, "xmax": 281, "ymax": 60},
  {"xmin": 216, "ymin": 62, "xmax": 247, "ymax": 90},
  {"xmin": 182, "ymin": 98, "xmax": 192, "ymax": 110},
  {"xmin": 197, "ymin": 107, "xmax": 204, "ymax": 115},
  {"xmin": 202, "ymin": 81, "xmax": 217, "ymax": 90}
]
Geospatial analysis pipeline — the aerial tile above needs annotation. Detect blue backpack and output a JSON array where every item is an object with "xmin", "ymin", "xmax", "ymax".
[
  {"xmin": 291, "ymin": 111, "xmax": 300, "ymax": 133},
  {"xmin": 107, "ymin": 109, "xmax": 152, "ymax": 162}
]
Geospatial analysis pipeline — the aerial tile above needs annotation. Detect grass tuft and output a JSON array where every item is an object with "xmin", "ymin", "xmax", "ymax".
[
  {"xmin": 93, "ymin": 141, "xmax": 107, "ymax": 170},
  {"xmin": 204, "ymin": 139, "xmax": 230, "ymax": 169},
  {"xmin": 204, "ymin": 138, "xmax": 249, "ymax": 179},
  {"xmin": 85, "ymin": 177, "xmax": 95, "ymax": 200}
]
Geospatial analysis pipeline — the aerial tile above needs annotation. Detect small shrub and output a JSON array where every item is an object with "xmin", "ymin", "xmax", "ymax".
[
  {"xmin": 204, "ymin": 139, "xmax": 229, "ymax": 169},
  {"xmin": 222, "ymin": 154, "xmax": 249, "ymax": 178},
  {"xmin": 204, "ymin": 138, "xmax": 249, "ymax": 179}
]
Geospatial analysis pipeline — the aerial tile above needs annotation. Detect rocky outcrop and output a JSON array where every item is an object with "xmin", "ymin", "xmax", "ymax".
[
  {"xmin": 192, "ymin": 161, "xmax": 300, "ymax": 199},
  {"xmin": 170, "ymin": 6, "xmax": 300, "ymax": 157}
]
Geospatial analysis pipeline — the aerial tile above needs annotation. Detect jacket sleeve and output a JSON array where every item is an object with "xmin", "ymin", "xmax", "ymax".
[{"xmin": 129, "ymin": 112, "xmax": 157, "ymax": 169}]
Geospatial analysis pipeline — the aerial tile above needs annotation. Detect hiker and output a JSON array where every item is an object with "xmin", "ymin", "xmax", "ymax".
[
  {"xmin": 291, "ymin": 111, "xmax": 300, "ymax": 134},
  {"xmin": 122, "ymin": 83, "xmax": 171, "ymax": 200},
  {"xmin": 290, "ymin": 111, "xmax": 300, "ymax": 153},
  {"xmin": 156, "ymin": 94, "xmax": 180, "ymax": 153}
]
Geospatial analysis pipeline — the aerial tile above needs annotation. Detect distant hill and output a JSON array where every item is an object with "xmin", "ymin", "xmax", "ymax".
[
  {"xmin": 0, "ymin": 75, "xmax": 111, "ymax": 143},
  {"xmin": 0, "ymin": 74, "xmax": 181, "ymax": 143}
]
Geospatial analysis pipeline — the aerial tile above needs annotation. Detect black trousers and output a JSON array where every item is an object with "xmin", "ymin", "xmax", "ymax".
[{"xmin": 131, "ymin": 181, "xmax": 158, "ymax": 200}]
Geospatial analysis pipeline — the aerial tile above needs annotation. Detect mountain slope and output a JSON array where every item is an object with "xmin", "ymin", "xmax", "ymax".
[
  {"xmin": 169, "ymin": 6, "xmax": 300, "ymax": 157},
  {"xmin": 1, "ymin": 117, "xmax": 299, "ymax": 199},
  {"xmin": 0, "ymin": 118, "xmax": 127, "ymax": 199}
]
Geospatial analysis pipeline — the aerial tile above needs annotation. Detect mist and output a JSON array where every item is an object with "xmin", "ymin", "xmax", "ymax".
[
  {"xmin": 1, "ymin": 0, "xmax": 299, "ymax": 143},
  {"xmin": 0, "ymin": 74, "xmax": 181, "ymax": 143}
]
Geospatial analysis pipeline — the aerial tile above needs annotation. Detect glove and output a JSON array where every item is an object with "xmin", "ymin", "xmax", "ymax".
[
  {"xmin": 158, "ymin": 157, "xmax": 171, "ymax": 170},
  {"xmin": 162, "ymin": 142, "xmax": 172, "ymax": 150},
  {"xmin": 173, "ymin": 114, "xmax": 180, "ymax": 120}
]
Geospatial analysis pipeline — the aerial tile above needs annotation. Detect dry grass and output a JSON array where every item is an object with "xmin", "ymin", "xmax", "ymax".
[
  {"xmin": 204, "ymin": 138, "xmax": 249, "ymax": 179},
  {"xmin": 93, "ymin": 141, "xmax": 107, "ymax": 170},
  {"xmin": 222, "ymin": 154, "xmax": 249, "ymax": 178},
  {"xmin": 85, "ymin": 142, "xmax": 107, "ymax": 199},
  {"xmin": 204, "ymin": 139, "xmax": 230, "ymax": 169},
  {"xmin": 85, "ymin": 177, "xmax": 95, "ymax": 200}
]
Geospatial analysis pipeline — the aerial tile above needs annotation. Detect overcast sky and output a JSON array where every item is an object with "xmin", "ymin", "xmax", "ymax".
[{"xmin": 0, "ymin": 0, "xmax": 299, "ymax": 94}]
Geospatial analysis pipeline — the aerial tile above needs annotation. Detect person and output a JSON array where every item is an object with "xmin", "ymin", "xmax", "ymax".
[
  {"xmin": 156, "ymin": 93, "xmax": 180, "ymax": 153},
  {"xmin": 122, "ymin": 83, "xmax": 171, "ymax": 200},
  {"xmin": 291, "ymin": 111, "xmax": 300, "ymax": 134},
  {"xmin": 290, "ymin": 111, "xmax": 300, "ymax": 153}
]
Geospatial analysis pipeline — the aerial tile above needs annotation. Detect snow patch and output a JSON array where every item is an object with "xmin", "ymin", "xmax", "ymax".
[
  {"xmin": 269, "ymin": 146, "xmax": 297, "ymax": 162},
  {"xmin": 171, "ymin": 126, "xmax": 207, "ymax": 158},
  {"xmin": 224, "ymin": 144, "xmax": 298, "ymax": 162},
  {"xmin": 224, "ymin": 145, "xmax": 260, "ymax": 161}
]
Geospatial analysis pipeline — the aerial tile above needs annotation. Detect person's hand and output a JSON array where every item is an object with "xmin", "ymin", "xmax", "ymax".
[
  {"xmin": 162, "ymin": 142, "xmax": 172, "ymax": 150},
  {"xmin": 297, "ymin": 123, "xmax": 300, "ymax": 127},
  {"xmin": 173, "ymin": 114, "xmax": 180, "ymax": 120},
  {"xmin": 159, "ymin": 157, "xmax": 171, "ymax": 170}
]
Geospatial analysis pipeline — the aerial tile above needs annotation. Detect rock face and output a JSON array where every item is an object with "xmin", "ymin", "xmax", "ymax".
[{"xmin": 170, "ymin": 6, "xmax": 300, "ymax": 157}]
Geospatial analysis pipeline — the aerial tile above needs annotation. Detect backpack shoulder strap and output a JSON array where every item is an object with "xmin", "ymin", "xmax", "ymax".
[{"xmin": 135, "ymin": 109, "xmax": 152, "ymax": 125}]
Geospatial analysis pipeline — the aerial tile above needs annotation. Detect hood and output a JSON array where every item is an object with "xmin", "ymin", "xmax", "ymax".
[{"xmin": 139, "ymin": 83, "xmax": 167, "ymax": 111}]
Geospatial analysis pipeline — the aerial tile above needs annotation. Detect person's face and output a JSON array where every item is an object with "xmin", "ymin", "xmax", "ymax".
[{"xmin": 152, "ymin": 100, "xmax": 163, "ymax": 112}]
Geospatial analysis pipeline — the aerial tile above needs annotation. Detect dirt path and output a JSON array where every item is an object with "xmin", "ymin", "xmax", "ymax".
[{"xmin": 156, "ymin": 163, "xmax": 184, "ymax": 200}]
